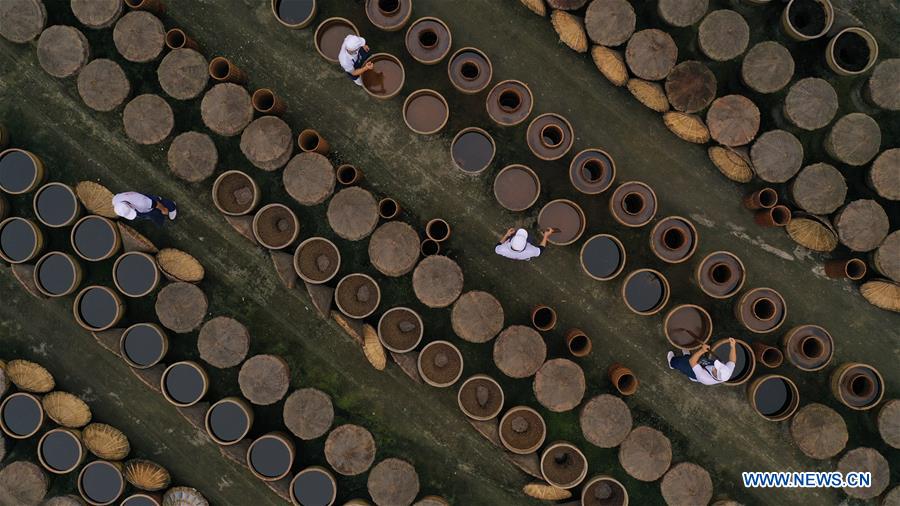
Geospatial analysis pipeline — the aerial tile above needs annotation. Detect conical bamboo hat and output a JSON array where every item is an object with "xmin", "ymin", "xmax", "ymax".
[
  {"xmin": 125, "ymin": 459, "xmax": 171, "ymax": 491},
  {"xmin": 162, "ymin": 486, "xmax": 209, "ymax": 506},
  {"xmin": 708, "ymin": 145, "xmax": 753, "ymax": 183},
  {"xmin": 523, "ymin": 482, "xmax": 572, "ymax": 500},
  {"xmin": 786, "ymin": 215, "xmax": 838, "ymax": 252},
  {"xmin": 157, "ymin": 248, "xmax": 204, "ymax": 283},
  {"xmin": 628, "ymin": 79, "xmax": 670, "ymax": 112},
  {"xmin": 860, "ymin": 279, "xmax": 900, "ymax": 313},
  {"xmin": 363, "ymin": 324, "xmax": 387, "ymax": 371},
  {"xmin": 83, "ymin": 423, "xmax": 130, "ymax": 460},
  {"xmin": 591, "ymin": 46, "xmax": 628, "ymax": 87},
  {"xmin": 551, "ymin": 11, "xmax": 588, "ymax": 53},
  {"xmin": 75, "ymin": 181, "xmax": 117, "ymax": 219},
  {"xmin": 664, "ymin": 112, "xmax": 710, "ymax": 144},
  {"xmin": 42, "ymin": 391, "xmax": 92, "ymax": 428},
  {"xmin": 6, "ymin": 359, "xmax": 55, "ymax": 393},
  {"xmin": 118, "ymin": 222, "xmax": 158, "ymax": 254},
  {"xmin": 519, "ymin": 0, "xmax": 546, "ymax": 17}
]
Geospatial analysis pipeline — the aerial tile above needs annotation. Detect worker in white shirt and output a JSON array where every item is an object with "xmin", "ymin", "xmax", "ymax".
[
  {"xmin": 112, "ymin": 191, "xmax": 177, "ymax": 226},
  {"xmin": 666, "ymin": 337, "xmax": 736, "ymax": 385},
  {"xmin": 338, "ymin": 35, "xmax": 373, "ymax": 86},
  {"xmin": 495, "ymin": 227, "xmax": 557, "ymax": 261}
]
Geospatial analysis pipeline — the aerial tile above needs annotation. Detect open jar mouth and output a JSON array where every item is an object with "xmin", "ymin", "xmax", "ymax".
[
  {"xmin": 569, "ymin": 334, "xmax": 589, "ymax": 352},
  {"xmin": 616, "ymin": 373, "xmax": 636, "ymax": 392},
  {"xmin": 299, "ymin": 131, "xmax": 321, "ymax": 151},
  {"xmin": 210, "ymin": 58, "xmax": 231, "ymax": 79},
  {"xmin": 622, "ymin": 192, "xmax": 644, "ymax": 215},
  {"xmin": 337, "ymin": 165, "xmax": 358, "ymax": 185},
  {"xmin": 845, "ymin": 259, "xmax": 866, "ymax": 279},
  {"xmin": 498, "ymin": 89, "xmax": 522, "ymax": 112},
  {"xmin": 662, "ymin": 228, "xmax": 686, "ymax": 250},
  {"xmin": 418, "ymin": 29, "xmax": 438, "ymax": 48},
  {"xmin": 253, "ymin": 90, "xmax": 276, "ymax": 111},
  {"xmin": 540, "ymin": 124, "xmax": 564, "ymax": 148},
  {"xmin": 849, "ymin": 374, "xmax": 875, "ymax": 398},
  {"xmin": 762, "ymin": 348, "xmax": 783, "ymax": 365},
  {"xmin": 166, "ymin": 29, "xmax": 186, "ymax": 48},
  {"xmin": 771, "ymin": 206, "xmax": 791, "ymax": 225},
  {"xmin": 787, "ymin": 0, "xmax": 831, "ymax": 37},
  {"xmin": 758, "ymin": 188, "xmax": 778, "ymax": 207},
  {"xmin": 460, "ymin": 61, "xmax": 480, "ymax": 80},
  {"xmin": 581, "ymin": 159, "xmax": 606, "ymax": 182},
  {"xmin": 710, "ymin": 263, "xmax": 732, "ymax": 284},
  {"xmin": 378, "ymin": 0, "xmax": 401, "ymax": 15},
  {"xmin": 798, "ymin": 336, "xmax": 824, "ymax": 359},
  {"xmin": 752, "ymin": 297, "xmax": 777, "ymax": 321},
  {"xmin": 420, "ymin": 239, "xmax": 439, "ymax": 256}
]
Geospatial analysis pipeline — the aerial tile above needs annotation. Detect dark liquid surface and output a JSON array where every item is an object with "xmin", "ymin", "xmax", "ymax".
[
  {"xmin": 1, "ymin": 219, "xmax": 36, "ymax": 262},
  {"xmin": 405, "ymin": 93, "xmax": 447, "ymax": 133},
  {"xmin": 427, "ymin": 220, "xmax": 449, "ymax": 240},
  {"xmin": 276, "ymin": 0, "xmax": 315, "ymax": 25},
  {"xmin": 666, "ymin": 306, "xmax": 708, "ymax": 347},
  {"xmin": 38, "ymin": 253, "xmax": 76, "ymax": 295},
  {"xmin": 41, "ymin": 430, "xmax": 81, "ymax": 472},
  {"xmin": 121, "ymin": 496, "xmax": 157, "ymax": 506},
  {"xmin": 533, "ymin": 308, "xmax": 554, "ymax": 328},
  {"xmin": 494, "ymin": 167, "xmax": 538, "ymax": 211},
  {"xmin": 164, "ymin": 363, "xmax": 205, "ymax": 405},
  {"xmin": 0, "ymin": 150, "xmax": 37, "ymax": 193},
  {"xmin": 755, "ymin": 378, "xmax": 792, "ymax": 417},
  {"xmin": 362, "ymin": 57, "xmax": 404, "ymax": 96},
  {"xmin": 115, "ymin": 253, "xmax": 157, "ymax": 296},
  {"xmin": 250, "ymin": 437, "xmax": 293, "ymax": 478},
  {"xmin": 452, "ymin": 130, "xmax": 493, "ymax": 172},
  {"xmin": 209, "ymin": 401, "xmax": 249, "ymax": 442},
  {"xmin": 834, "ymin": 32, "xmax": 870, "ymax": 72},
  {"xmin": 122, "ymin": 324, "xmax": 164, "ymax": 367},
  {"xmin": 715, "ymin": 342, "xmax": 750, "ymax": 382},
  {"xmin": 292, "ymin": 470, "xmax": 335, "ymax": 506},
  {"xmin": 624, "ymin": 271, "xmax": 665, "ymax": 313},
  {"xmin": 36, "ymin": 184, "xmax": 77, "ymax": 226},
  {"xmin": 317, "ymin": 22, "xmax": 355, "ymax": 61},
  {"xmin": 79, "ymin": 288, "xmax": 118, "ymax": 329},
  {"xmin": 421, "ymin": 239, "xmax": 439, "ymax": 255},
  {"xmin": 2, "ymin": 395, "xmax": 41, "ymax": 436},
  {"xmin": 80, "ymin": 462, "xmax": 123, "ymax": 504},
  {"xmin": 788, "ymin": 0, "xmax": 827, "ymax": 36},
  {"xmin": 539, "ymin": 201, "xmax": 583, "ymax": 243},
  {"xmin": 582, "ymin": 236, "xmax": 622, "ymax": 279},
  {"xmin": 74, "ymin": 217, "xmax": 115, "ymax": 260}
]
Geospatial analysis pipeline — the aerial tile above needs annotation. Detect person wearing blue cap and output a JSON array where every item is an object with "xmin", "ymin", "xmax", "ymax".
[{"xmin": 112, "ymin": 191, "xmax": 177, "ymax": 226}]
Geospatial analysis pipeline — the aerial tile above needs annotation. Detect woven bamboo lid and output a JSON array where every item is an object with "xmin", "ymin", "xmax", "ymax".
[
  {"xmin": 451, "ymin": 290, "xmax": 504, "ymax": 343},
  {"xmin": 201, "ymin": 83, "xmax": 253, "ymax": 137},
  {"xmin": 493, "ymin": 325, "xmax": 546, "ymax": 378},
  {"xmin": 197, "ymin": 316, "xmax": 249, "ymax": 369},
  {"xmin": 83, "ymin": 423, "xmax": 130, "ymax": 460},
  {"xmin": 618, "ymin": 426, "xmax": 671, "ymax": 481},
  {"xmin": 157, "ymin": 49, "xmax": 209, "ymax": 100},
  {"xmin": 162, "ymin": 487, "xmax": 208, "ymax": 506},
  {"xmin": 168, "ymin": 131, "xmax": 217, "ymax": 183},
  {"xmin": 368, "ymin": 221, "xmax": 420, "ymax": 277},
  {"xmin": 75, "ymin": 181, "xmax": 117, "ymax": 219},
  {"xmin": 658, "ymin": 0, "xmax": 707, "ymax": 27},
  {"xmin": 591, "ymin": 46, "xmax": 627, "ymax": 86},
  {"xmin": 113, "ymin": 11, "xmax": 165, "ymax": 63},
  {"xmin": 155, "ymin": 282, "xmax": 208, "ymax": 333},
  {"xmin": 837, "ymin": 448, "xmax": 889, "ymax": 499},
  {"xmin": 42, "ymin": 391, "xmax": 92, "ymax": 428},
  {"xmin": 523, "ymin": 482, "xmax": 570, "ymax": 501},
  {"xmin": 533, "ymin": 359, "xmax": 585, "ymax": 413},
  {"xmin": 664, "ymin": 112, "xmax": 710, "ymax": 144},
  {"xmin": 708, "ymin": 145, "xmax": 752, "ymax": 183},
  {"xmin": 585, "ymin": 0, "xmax": 634, "ymax": 46},
  {"xmin": 860, "ymin": 279, "xmax": 900, "ymax": 312},
  {"xmin": 283, "ymin": 152, "xmax": 335, "ymax": 206},
  {"xmin": 874, "ymin": 231, "xmax": 900, "ymax": 282},
  {"xmin": 519, "ymin": 0, "xmax": 546, "ymax": 16},
  {"xmin": 124, "ymin": 459, "xmax": 170, "ymax": 491},
  {"xmin": 77, "ymin": 59, "xmax": 131, "ymax": 112},
  {"xmin": 324, "ymin": 424, "xmax": 376, "ymax": 476},
  {"xmin": 551, "ymin": 11, "xmax": 587, "ymax": 53},
  {"xmin": 238, "ymin": 354, "xmax": 290, "ymax": 406},
  {"xmin": 0, "ymin": 0, "xmax": 46, "ymax": 43},
  {"xmin": 412, "ymin": 256, "xmax": 464, "ymax": 308},
  {"xmin": 0, "ymin": 461, "xmax": 48, "ymax": 505},
  {"xmin": 36, "ymin": 25, "xmax": 89, "ymax": 78},
  {"xmin": 825, "ymin": 113, "xmax": 881, "ymax": 166},
  {"xmin": 157, "ymin": 248, "xmax": 204, "ymax": 283},
  {"xmin": 580, "ymin": 394, "xmax": 632, "ymax": 448},
  {"xmin": 627, "ymin": 79, "xmax": 669, "ymax": 112},
  {"xmin": 660, "ymin": 463, "xmax": 712, "ymax": 506},
  {"xmin": 123, "ymin": 94, "xmax": 173, "ymax": 145},
  {"xmin": 833, "ymin": 199, "xmax": 889, "ymax": 252},
  {"xmin": 869, "ymin": 149, "xmax": 900, "ymax": 201},
  {"xmin": 327, "ymin": 187, "xmax": 379, "ymax": 241},
  {"xmin": 284, "ymin": 388, "xmax": 334, "ymax": 440},
  {"xmin": 240, "ymin": 116, "xmax": 293, "ymax": 171},
  {"xmin": 698, "ymin": 10, "xmax": 749, "ymax": 61},
  {"xmin": 625, "ymin": 29, "xmax": 677, "ymax": 81},
  {"xmin": 367, "ymin": 458, "xmax": 419, "ymax": 506},
  {"xmin": 6, "ymin": 359, "xmax": 55, "ymax": 393},
  {"xmin": 789, "ymin": 403, "xmax": 847, "ymax": 459},
  {"xmin": 71, "ymin": 0, "xmax": 121, "ymax": 29},
  {"xmin": 785, "ymin": 214, "xmax": 838, "ymax": 252},
  {"xmin": 866, "ymin": 58, "xmax": 900, "ymax": 111}
]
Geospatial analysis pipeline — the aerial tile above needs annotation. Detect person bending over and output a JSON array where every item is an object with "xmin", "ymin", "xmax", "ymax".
[
  {"xmin": 666, "ymin": 337, "xmax": 736, "ymax": 385},
  {"xmin": 495, "ymin": 227, "xmax": 557, "ymax": 261},
  {"xmin": 339, "ymin": 35, "xmax": 373, "ymax": 86},
  {"xmin": 113, "ymin": 191, "xmax": 177, "ymax": 226}
]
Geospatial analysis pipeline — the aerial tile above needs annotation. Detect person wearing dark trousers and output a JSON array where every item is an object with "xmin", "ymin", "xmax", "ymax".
[
  {"xmin": 113, "ymin": 191, "xmax": 177, "ymax": 226},
  {"xmin": 667, "ymin": 337, "xmax": 736, "ymax": 385},
  {"xmin": 338, "ymin": 34, "xmax": 373, "ymax": 86}
]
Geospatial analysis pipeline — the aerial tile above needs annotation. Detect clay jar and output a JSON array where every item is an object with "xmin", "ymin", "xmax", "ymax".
[
  {"xmin": 781, "ymin": 0, "xmax": 833, "ymax": 40},
  {"xmin": 486, "ymin": 80, "xmax": 533, "ymax": 127},
  {"xmin": 695, "ymin": 251, "xmax": 745, "ymax": 299},
  {"xmin": 621, "ymin": 269, "xmax": 670, "ymax": 315},
  {"xmin": 365, "ymin": 0, "xmax": 413, "ymax": 31},
  {"xmin": 457, "ymin": 374, "xmax": 504, "ymax": 421},
  {"xmin": 831, "ymin": 363, "xmax": 884, "ymax": 410},
  {"xmin": 526, "ymin": 113, "xmax": 574, "ymax": 161},
  {"xmin": 212, "ymin": 170, "xmax": 260, "ymax": 216},
  {"xmin": 569, "ymin": 148, "xmax": 616, "ymax": 195},
  {"xmin": 450, "ymin": 127, "xmax": 495, "ymax": 175},
  {"xmin": 826, "ymin": 27, "xmax": 878, "ymax": 76},
  {"xmin": 781, "ymin": 324, "xmax": 834, "ymax": 371},
  {"xmin": 293, "ymin": 237, "xmax": 340, "ymax": 284},
  {"xmin": 314, "ymin": 18, "xmax": 358, "ymax": 63},
  {"xmin": 73, "ymin": 285, "xmax": 124, "ymax": 332},
  {"xmin": 493, "ymin": 164, "xmax": 540, "ymax": 212},
  {"xmin": 403, "ymin": 89, "xmax": 449, "ymax": 135},
  {"xmin": 34, "ymin": 251, "xmax": 82, "ymax": 297},
  {"xmin": 748, "ymin": 374, "xmax": 800, "ymax": 421},
  {"xmin": 734, "ymin": 288, "xmax": 787, "ymax": 333},
  {"xmin": 580, "ymin": 234, "xmax": 626, "ymax": 281},
  {"xmin": 361, "ymin": 53, "xmax": 405, "ymax": 100},
  {"xmin": 608, "ymin": 364, "xmax": 638, "ymax": 396},
  {"xmin": 447, "ymin": 47, "xmax": 492, "ymax": 94},
  {"xmin": 0, "ymin": 217, "xmax": 44, "ymax": 264},
  {"xmin": 33, "ymin": 182, "xmax": 81, "ymax": 228},
  {"xmin": 663, "ymin": 304, "xmax": 712, "ymax": 350},
  {"xmin": 649, "ymin": 216, "xmax": 698, "ymax": 263},
  {"xmin": 417, "ymin": 340, "xmax": 464, "ymax": 388},
  {"xmin": 499, "ymin": 406, "xmax": 546, "ymax": 454},
  {"xmin": 711, "ymin": 338, "xmax": 756, "ymax": 386},
  {"xmin": 405, "ymin": 17, "xmax": 451, "ymax": 64},
  {"xmin": 271, "ymin": 0, "xmax": 317, "ymax": 29},
  {"xmin": 205, "ymin": 397, "xmax": 254, "ymax": 446},
  {"xmin": 609, "ymin": 181, "xmax": 657, "ymax": 227}
]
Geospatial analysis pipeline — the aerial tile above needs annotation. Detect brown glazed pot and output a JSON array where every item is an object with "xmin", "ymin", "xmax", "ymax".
[
  {"xmin": 208, "ymin": 56, "xmax": 247, "ymax": 84},
  {"xmin": 336, "ymin": 164, "xmax": 362, "ymax": 185},
  {"xmin": 165, "ymin": 28, "xmax": 199, "ymax": 50},
  {"xmin": 751, "ymin": 341, "xmax": 784, "ymax": 368},
  {"xmin": 824, "ymin": 258, "xmax": 866, "ymax": 280},
  {"xmin": 747, "ymin": 374, "xmax": 800, "ymax": 421},
  {"xmin": 531, "ymin": 304, "xmax": 557, "ymax": 331},
  {"xmin": 425, "ymin": 218, "xmax": 450, "ymax": 242},
  {"xmin": 830, "ymin": 362, "xmax": 884, "ymax": 411},
  {"xmin": 252, "ymin": 88, "xmax": 287, "ymax": 116},
  {"xmin": 781, "ymin": 324, "xmax": 834, "ymax": 371},
  {"xmin": 565, "ymin": 328, "xmax": 592, "ymax": 358},
  {"xmin": 711, "ymin": 338, "xmax": 756, "ymax": 386},
  {"xmin": 743, "ymin": 187, "xmax": 778, "ymax": 210},
  {"xmin": 608, "ymin": 363, "xmax": 638, "ymax": 395},
  {"xmin": 297, "ymin": 129, "xmax": 330, "ymax": 155},
  {"xmin": 754, "ymin": 205, "xmax": 791, "ymax": 227}
]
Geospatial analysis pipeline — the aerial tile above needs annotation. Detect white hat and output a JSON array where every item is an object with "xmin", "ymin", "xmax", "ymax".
[
  {"xmin": 510, "ymin": 228, "xmax": 529, "ymax": 252},
  {"xmin": 343, "ymin": 35, "xmax": 366, "ymax": 52},
  {"xmin": 114, "ymin": 201, "xmax": 137, "ymax": 220},
  {"xmin": 712, "ymin": 360, "xmax": 734, "ymax": 382}
]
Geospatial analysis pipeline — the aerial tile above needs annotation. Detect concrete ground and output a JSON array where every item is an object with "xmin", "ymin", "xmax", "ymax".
[{"xmin": 1, "ymin": 0, "xmax": 898, "ymax": 504}]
